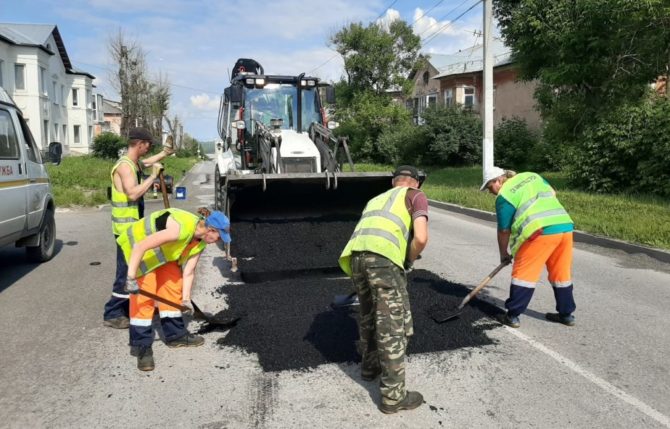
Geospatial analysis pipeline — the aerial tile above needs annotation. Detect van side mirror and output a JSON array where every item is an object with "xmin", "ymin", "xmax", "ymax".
[
  {"xmin": 325, "ymin": 86, "xmax": 336, "ymax": 104},
  {"xmin": 48, "ymin": 142, "xmax": 62, "ymax": 165},
  {"xmin": 230, "ymin": 86, "xmax": 243, "ymax": 103}
]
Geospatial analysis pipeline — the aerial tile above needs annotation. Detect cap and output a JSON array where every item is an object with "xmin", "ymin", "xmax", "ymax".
[
  {"xmin": 393, "ymin": 165, "xmax": 420, "ymax": 181},
  {"xmin": 205, "ymin": 211, "xmax": 231, "ymax": 243},
  {"xmin": 479, "ymin": 166, "xmax": 506, "ymax": 191},
  {"xmin": 128, "ymin": 127, "xmax": 156, "ymax": 144}
]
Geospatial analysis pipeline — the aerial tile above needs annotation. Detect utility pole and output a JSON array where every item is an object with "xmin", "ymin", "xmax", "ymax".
[{"xmin": 482, "ymin": 0, "xmax": 494, "ymax": 172}]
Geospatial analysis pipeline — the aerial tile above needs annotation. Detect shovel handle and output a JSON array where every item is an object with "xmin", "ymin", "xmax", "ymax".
[
  {"xmin": 459, "ymin": 260, "xmax": 510, "ymax": 308},
  {"xmin": 138, "ymin": 289, "xmax": 189, "ymax": 312},
  {"xmin": 159, "ymin": 171, "xmax": 170, "ymax": 209}
]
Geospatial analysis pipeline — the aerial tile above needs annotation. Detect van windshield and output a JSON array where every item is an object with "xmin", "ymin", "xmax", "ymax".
[{"xmin": 244, "ymin": 84, "xmax": 321, "ymax": 130}]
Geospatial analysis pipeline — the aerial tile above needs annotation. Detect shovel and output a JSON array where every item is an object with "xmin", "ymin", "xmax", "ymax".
[
  {"xmin": 191, "ymin": 301, "xmax": 242, "ymax": 328},
  {"xmin": 429, "ymin": 260, "xmax": 510, "ymax": 323}
]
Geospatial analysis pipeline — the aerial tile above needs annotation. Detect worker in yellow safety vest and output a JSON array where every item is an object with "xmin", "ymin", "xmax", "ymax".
[
  {"xmin": 339, "ymin": 165, "xmax": 428, "ymax": 414},
  {"xmin": 119, "ymin": 207, "xmax": 231, "ymax": 371},
  {"xmin": 480, "ymin": 166, "xmax": 576, "ymax": 329},
  {"xmin": 103, "ymin": 128, "xmax": 174, "ymax": 329}
]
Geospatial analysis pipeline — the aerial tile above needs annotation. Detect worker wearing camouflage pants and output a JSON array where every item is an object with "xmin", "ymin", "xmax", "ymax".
[{"xmin": 339, "ymin": 165, "xmax": 428, "ymax": 414}]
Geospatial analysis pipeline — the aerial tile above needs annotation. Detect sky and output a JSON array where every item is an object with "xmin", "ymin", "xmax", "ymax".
[{"xmin": 2, "ymin": 0, "xmax": 494, "ymax": 141}]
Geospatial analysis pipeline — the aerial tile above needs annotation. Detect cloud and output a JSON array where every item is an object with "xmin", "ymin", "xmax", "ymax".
[
  {"xmin": 376, "ymin": 8, "xmax": 401, "ymax": 31},
  {"xmin": 190, "ymin": 93, "xmax": 220, "ymax": 111}
]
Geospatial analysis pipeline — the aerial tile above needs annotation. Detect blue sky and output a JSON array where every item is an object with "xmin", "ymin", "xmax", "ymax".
[{"xmin": 2, "ymin": 0, "xmax": 490, "ymax": 141}]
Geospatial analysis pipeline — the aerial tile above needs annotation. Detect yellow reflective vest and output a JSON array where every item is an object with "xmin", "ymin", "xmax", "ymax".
[
  {"xmin": 339, "ymin": 187, "xmax": 412, "ymax": 277},
  {"xmin": 111, "ymin": 156, "xmax": 142, "ymax": 235},
  {"xmin": 117, "ymin": 208, "xmax": 206, "ymax": 278},
  {"xmin": 499, "ymin": 172, "xmax": 573, "ymax": 255}
]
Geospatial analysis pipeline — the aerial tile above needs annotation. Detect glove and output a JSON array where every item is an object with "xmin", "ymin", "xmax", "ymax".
[
  {"xmin": 501, "ymin": 254, "xmax": 513, "ymax": 265},
  {"xmin": 404, "ymin": 260, "xmax": 414, "ymax": 273},
  {"xmin": 162, "ymin": 135, "xmax": 175, "ymax": 156},
  {"xmin": 151, "ymin": 162, "xmax": 164, "ymax": 177},
  {"xmin": 181, "ymin": 300, "xmax": 194, "ymax": 317},
  {"xmin": 125, "ymin": 277, "xmax": 140, "ymax": 294}
]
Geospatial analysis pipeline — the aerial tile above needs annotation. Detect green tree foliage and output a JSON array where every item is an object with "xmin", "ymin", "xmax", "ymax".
[
  {"xmin": 421, "ymin": 106, "xmax": 482, "ymax": 166},
  {"xmin": 494, "ymin": 117, "xmax": 554, "ymax": 171},
  {"xmin": 92, "ymin": 132, "xmax": 126, "ymax": 159},
  {"xmin": 331, "ymin": 20, "xmax": 423, "ymax": 96},
  {"xmin": 566, "ymin": 96, "xmax": 670, "ymax": 196}
]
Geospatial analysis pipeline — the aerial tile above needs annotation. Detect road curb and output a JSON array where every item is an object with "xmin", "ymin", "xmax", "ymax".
[{"xmin": 428, "ymin": 199, "xmax": 670, "ymax": 264}]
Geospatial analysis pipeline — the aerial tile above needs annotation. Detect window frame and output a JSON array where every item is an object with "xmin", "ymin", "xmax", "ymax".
[
  {"xmin": 14, "ymin": 64, "xmax": 26, "ymax": 91},
  {"xmin": 0, "ymin": 107, "xmax": 21, "ymax": 160}
]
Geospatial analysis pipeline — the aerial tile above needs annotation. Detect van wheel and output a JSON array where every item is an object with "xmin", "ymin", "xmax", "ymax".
[{"xmin": 27, "ymin": 208, "xmax": 56, "ymax": 262}]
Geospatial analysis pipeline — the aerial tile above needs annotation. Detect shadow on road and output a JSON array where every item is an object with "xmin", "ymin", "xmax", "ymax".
[{"xmin": 0, "ymin": 239, "xmax": 65, "ymax": 293}]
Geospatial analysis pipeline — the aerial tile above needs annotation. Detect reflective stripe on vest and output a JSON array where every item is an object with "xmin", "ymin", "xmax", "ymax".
[
  {"xmin": 111, "ymin": 156, "xmax": 142, "ymax": 235},
  {"xmin": 117, "ymin": 208, "xmax": 204, "ymax": 278},
  {"xmin": 499, "ymin": 172, "xmax": 573, "ymax": 255},
  {"xmin": 338, "ymin": 187, "xmax": 412, "ymax": 276}
]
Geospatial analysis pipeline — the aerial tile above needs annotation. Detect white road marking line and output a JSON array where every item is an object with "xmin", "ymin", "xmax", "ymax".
[{"xmin": 505, "ymin": 327, "xmax": 670, "ymax": 428}]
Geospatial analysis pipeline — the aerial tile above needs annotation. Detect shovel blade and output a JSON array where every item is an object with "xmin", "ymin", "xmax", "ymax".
[{"xmin": 428, "ymin": 304, "xmax": 462, "ymax": 323}]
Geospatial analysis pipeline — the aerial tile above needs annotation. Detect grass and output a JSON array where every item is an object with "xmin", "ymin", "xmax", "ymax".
[
  {"xmin": 47, "ymin": 155, "xmax": 199, "ymax": 208},
  {"xmin": 349, "ymin": 163, "xmax": 670, "ymax": 250}
]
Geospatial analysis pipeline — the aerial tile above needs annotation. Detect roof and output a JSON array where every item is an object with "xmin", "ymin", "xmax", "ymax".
[
  {"xmin": 432, "ymin": 38, "xmax": 512, "ymax": 79},
  {"xmin": 102, "ymin": 99, "xmax": 122, "ymax": 115},
  {"xmin": 0, "ymin": 23, "xmax": 94, "ymax": 79}
]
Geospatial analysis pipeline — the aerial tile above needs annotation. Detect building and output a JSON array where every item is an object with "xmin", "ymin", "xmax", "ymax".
[
  {"xmin": 408, "ymin": 54, "xmax": 461, "ymax": 123},
  {"xmin": 96, "ymin": 98, "xmax": 122, "ymax": 136},
  {"xmin": 432, "ymin": 39, "xmax": 541, "ymax": 129},
  {"xmin": 0, "ymin": 23, "xmax": 98, "ymax": 154}
]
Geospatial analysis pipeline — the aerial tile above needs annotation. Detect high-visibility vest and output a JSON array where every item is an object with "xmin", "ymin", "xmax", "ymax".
[
  {"xmin": 339, "ymin": 187, "xmax": 412, "ymax": 277},
  {"xmin": 499, "ymin": 172, "xmax": 573, "ymax": 255},
  {"xmin": 111, "ymin": 156, "xmax": 142, "ymax": 235},
  {"xmin": 117, "ymin": 208, "xmax": 206, "ymax": 278}
]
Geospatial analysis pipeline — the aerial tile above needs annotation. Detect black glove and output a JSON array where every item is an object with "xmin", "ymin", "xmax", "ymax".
[
  {"xmin": 501, "ymin": 254, "xmax": 513, "ymax": 265},
  {"xmin": 125, "ymin": 277, "xmax": 140, "ymax": 294}
]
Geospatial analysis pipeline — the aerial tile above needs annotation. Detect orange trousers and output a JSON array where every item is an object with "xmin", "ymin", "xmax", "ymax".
[
  {"xmin": 506, "ymin": 232, "xmax": 576, "ymax": 317},
  {"xmin": 129, "ymin": 262, "xmax": 187, "ymax": 347}
]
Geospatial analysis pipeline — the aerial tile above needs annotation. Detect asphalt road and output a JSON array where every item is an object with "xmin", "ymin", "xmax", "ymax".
[{"xmin": 1, "ymin": 160, "xmax": 669, "ymax": 429}]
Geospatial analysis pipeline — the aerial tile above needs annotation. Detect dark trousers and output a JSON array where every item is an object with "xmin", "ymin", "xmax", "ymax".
[{"xmin": 103, "ymin": 236, "xmax": 129, "ymax": 320}]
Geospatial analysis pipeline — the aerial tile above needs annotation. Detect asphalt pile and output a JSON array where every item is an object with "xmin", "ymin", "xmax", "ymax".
[
  {"xmin": 231, "ymin": 217, "xmax": 358, "ymax": 281},
  {"xmin": 214, "ymin": 269, "xmax": 504, "ymax": 372}
]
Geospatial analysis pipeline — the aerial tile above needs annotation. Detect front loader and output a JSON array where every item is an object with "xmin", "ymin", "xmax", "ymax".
[{"xmin": 214, "ymin": 59, "xmax": 392, "ymax": 280}]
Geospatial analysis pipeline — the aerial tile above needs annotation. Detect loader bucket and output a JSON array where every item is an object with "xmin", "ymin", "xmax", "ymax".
[{"xmin": 223, "ymin": 172, "xmax": 392, "ymax": 282}]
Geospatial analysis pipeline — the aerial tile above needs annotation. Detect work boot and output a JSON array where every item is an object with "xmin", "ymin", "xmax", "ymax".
[
  {"xmin": 380, "ymin": 391, "xmax": 424, "ymax": 414},
  {"xmin": 165, "ymin": 333, "xmax": 205, "ymax": 348},
  {"xmin": 500, "ymin": 313, "xmax": 520, "ymax": 328},
  {"xmin": 103, "ymin": 316, "xmax": 130, "ymax": 329},
  {"xmin": 545, "ymin": 312, "xmax": 575, "ymax": 326},
  {"xmin": 137, "ymin": 346, "xmax": 154, "ymax": 371}
]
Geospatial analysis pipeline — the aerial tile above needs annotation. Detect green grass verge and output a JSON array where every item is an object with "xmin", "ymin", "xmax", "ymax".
[
  {"xmin": 349, "ymin": 164, "xmax": 670, "ymax": 250},
  {"xmin": 47, "ymin": 155, "xmax": 199, "ymax": 208}
]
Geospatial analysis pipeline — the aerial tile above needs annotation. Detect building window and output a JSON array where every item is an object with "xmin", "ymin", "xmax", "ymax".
[
  {"xmin": 444, "ymin": 88, "xmax": 453, "ymax": 106},
  {"xmin": 464, "ymin": 87, "xmax": 475, "ymax": 107},
  {"xmin": 88, "ymin": 126, "xmax": 93, "ymax": 145},
  {"xmin": 61, "ymin": 85, "xmax": 65, "ymax": 107},
  {"xmin": 422, "ymin": 71, "xmax": 430, "ymax": 85},
  {"xmin": 53, "ymin": 81, "xmax": 58, "ymax": 104},
  {"xmin": 72, "ymin": 88, "xmax": 79, "ymax": 106},
  {"xmin": 15, "ymin": 64, "xmax": 25, "ymax": 90},
  {"xmin": 40, "ymin": 67, "xmax": 47, "ymax": 95},
  {"xmin": 54, "ymin": 123, "xmax": 59, "ymax": 140},
  {"xmin": 43, "ymin": 120, "xmax": 49, "ymax": 146},
  {"xmin": 427, "ymin": 94, "xmax": 437, "ymax": 108},
  {"xmin": 62, "ymin": 124, "xmax": 67, "ymax": 143},
  {"xmin": 86, "ymin": 90, "xmax": 92, "ymax": 109},
  {"xmin": 73, "ymin": 125, "xmax": 80, "ymax": 144}
]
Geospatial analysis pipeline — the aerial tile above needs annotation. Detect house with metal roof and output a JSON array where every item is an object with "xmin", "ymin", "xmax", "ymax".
[{"xmin": 0, "ymin": 23, "xmax": 99, "ymax": 154}]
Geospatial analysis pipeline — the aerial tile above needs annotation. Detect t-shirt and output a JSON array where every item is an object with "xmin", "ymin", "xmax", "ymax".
[
  {"xmin": 405, "ymin": 188, "xmax": 429, "ymax": 221},
  {"xmin": 495, "ymin": 178, "xmax": 572, "ymax": 235}
]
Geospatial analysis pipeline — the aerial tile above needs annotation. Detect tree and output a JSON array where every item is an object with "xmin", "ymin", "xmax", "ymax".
[
  {"xmin": 331, "ymin": 20, "xmax": 423, "ymax": 96},
  {"xmin": 108, "ymin": 30, "xmax": 171, "ymax": 138},
  {"xmin": 494, "ymin": 0, "xmax": 670, "ymax": 141}
]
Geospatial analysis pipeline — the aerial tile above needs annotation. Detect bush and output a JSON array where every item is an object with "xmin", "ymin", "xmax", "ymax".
[
  {"xmin": 376, "ymin": 122, "xmax": 428, "ymax": 165},
  {"xmin": 421, "ymin": 106, "xmax": 482, "ymax": 166},
  {"xmin": 566, "ymin": 96, "xmax": 670, "ymax": 196},
  {"xmin": 494, "ymin": 117, "xmax": 555, "ymax": 171},
  {"xmin": 92, "ymin": 132, "xmax": 127, "ymax": 159}
]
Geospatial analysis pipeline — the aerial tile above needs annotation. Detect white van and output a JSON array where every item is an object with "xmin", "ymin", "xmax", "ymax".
[{"xmin": 0, "ymin": 86, "xmax": 60, "ymax": 262}]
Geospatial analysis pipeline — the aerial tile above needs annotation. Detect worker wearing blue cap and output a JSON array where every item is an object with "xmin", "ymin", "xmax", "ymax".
[{"xmin": 117, "ymin": 207, "xmax": 231, "ymax": 371}]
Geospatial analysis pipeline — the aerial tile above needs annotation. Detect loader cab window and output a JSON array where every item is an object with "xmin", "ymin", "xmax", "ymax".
[
  {"xmin": 243, "ymin": 83, "xmax": 324, "ymax": 132},
  {"xmin": 300, "ymin": 87, "xmax": 322, "ymax": 128}
]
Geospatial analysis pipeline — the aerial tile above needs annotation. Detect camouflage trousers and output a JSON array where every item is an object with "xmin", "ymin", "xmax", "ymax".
[{"xmin": 351, "ymin": 251, "xmax": 413, "ymax": 405}]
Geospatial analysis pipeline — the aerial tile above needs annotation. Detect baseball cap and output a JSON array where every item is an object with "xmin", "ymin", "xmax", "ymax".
[
  {"xmin": 205, "ymin": 211, "xmax": 231, "ymax": 243},
  {"xmin": 479, "ymin": 166, "xmax": 506, "ymax": 191},
  {"xmin": 128, "ymin": 127, "xmax": 156, "ymax": 144}
]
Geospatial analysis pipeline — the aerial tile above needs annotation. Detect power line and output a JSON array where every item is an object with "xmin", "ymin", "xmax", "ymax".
[
  {"xmin": 422, "ymin": 0, "xmax": 483, "ymax": 46},
  {"xmin": 411, "ymin": 0, "xmax": 447, "ymax": 25},
  {"xmin": 416, "ymin": 0, "xmax": 473, "ymax": 38}
]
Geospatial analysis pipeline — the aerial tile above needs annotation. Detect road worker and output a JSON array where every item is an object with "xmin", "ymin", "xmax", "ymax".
[
  {"xmin": 480, "ymin": 166, "xmax": 576, "ymax": 328},
  {"xmin": 119, "ymin": 207, "xmax": 231, "ymax": 371},
  {"xmin": 103, "ymin": 128, "xmax": 173, "ymax": 329},
  {"xmin": 339, "ymin": 165, "xmax": 428, "ymax": 414}
]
